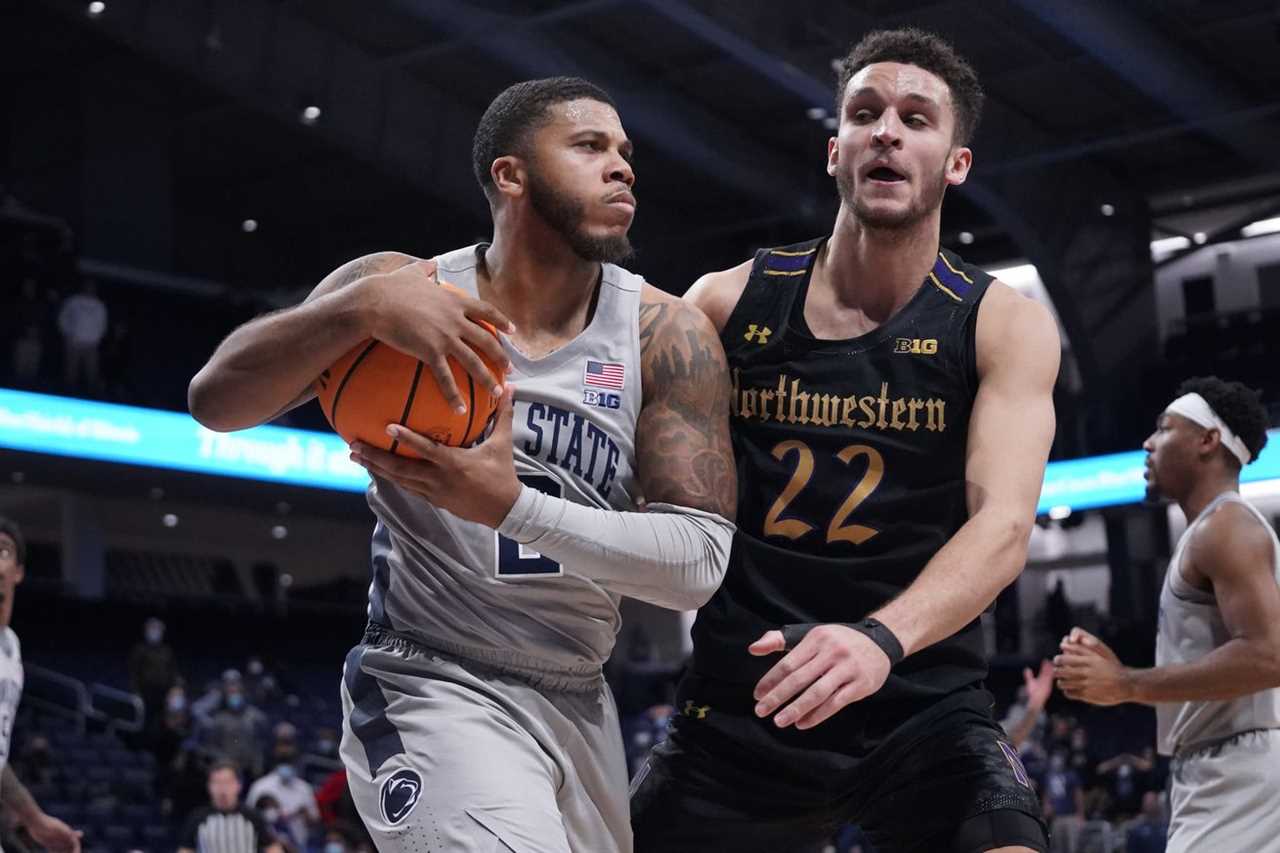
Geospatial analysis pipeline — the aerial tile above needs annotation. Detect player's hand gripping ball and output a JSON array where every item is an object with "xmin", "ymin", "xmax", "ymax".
[{"xmin": 316, "ymin": 282, "xmax": 503, "ymax": 455}]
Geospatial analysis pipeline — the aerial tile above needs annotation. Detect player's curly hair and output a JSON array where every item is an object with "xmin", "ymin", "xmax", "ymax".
[
  {"xmin": 1176, "ymin": 376, "xmax": 1269, "ymax": 466},
  {"xmin": 472, "ymin": 77, "xmax": 617, "ymax": 203},
  {"xmin": 836, "ymin": 28, "xmax": 985, "ymax": 147},
  {"xmin": 0, "ymin": 516, "xmax": 24, "ymax": 565}
]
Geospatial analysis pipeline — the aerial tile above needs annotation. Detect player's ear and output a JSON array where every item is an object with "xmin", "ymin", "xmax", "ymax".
[
  {"xmin": 491, "ymin": 156, "xmax": 526, "ymax": 199},
  {"xmin": 945, "ymin": 145, "xmax": 972, "ymax": 187},
  {"xmin": 13, "ymin": 562, "xmax": 23, "ymax": 585},
  {"xmin": 826, "ymin": 136, "xmax": 839, "ymax": 177}
]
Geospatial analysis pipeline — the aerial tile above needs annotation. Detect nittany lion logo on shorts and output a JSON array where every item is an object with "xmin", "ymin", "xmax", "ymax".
[{"xmin": 380, "ymin": 768, "xmax": 423, "ymax": 825}]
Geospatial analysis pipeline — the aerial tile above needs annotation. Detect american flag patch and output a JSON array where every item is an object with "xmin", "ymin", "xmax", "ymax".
[{"xmin": 584, "ymin": 359, "xmax": 625, "ymax": 390}]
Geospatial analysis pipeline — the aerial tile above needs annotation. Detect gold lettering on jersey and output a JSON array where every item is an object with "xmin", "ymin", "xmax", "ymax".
[
  {"xmin": 894, "ymin": 337, "xmax": 938, "ymax": 355},
  {"xmin": 731, "ymin": 370, "xmax": 947, "ymax": 433}
]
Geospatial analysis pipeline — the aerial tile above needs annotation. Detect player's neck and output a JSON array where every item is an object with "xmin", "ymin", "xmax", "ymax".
[
  {"xmin": 482, "ymin": 225, "xmax": 601, "ymax": 337},
  {"xmin": 1179, "ymin": 471, "xmax": 1239, "ymax": 523},
  {"xmin": 0, "ymin": 596, "xmax": 13, "ymax": 631},
  {"xmin": 821, "ymin": 205, "xmax": 941, "ymax": 316}
]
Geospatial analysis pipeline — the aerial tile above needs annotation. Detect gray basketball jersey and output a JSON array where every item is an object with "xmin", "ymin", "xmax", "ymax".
[
  {"xmin": 364, "ymin": 244, "xmax": 645, "ymax": 676},
  {"xmin": 1155, "ymin": 491, "xmax": 1280, "ymax": 754}
]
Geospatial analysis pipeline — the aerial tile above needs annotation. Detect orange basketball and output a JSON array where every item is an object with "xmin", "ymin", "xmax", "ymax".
[{"xmin": 315, "ymin": 282, "xmax": 502, "ymax": 456}]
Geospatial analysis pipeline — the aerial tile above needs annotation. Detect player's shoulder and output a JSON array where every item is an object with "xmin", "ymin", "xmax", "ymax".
[
  {"xmin": 308, "ymin": 251, "xmax": 422, "ymax": 302},
  {"xmin": 639, "ymin": 282, "xmax": 720, "ymax": 349},
  {"xmin": 682, "ymin": 258, "xmax": 754, "ymax": 334},
  {"xmin": 975, "ymin": 280, "xmax": 1060, "ymax": 374},
  {"xmin": 1192, "ymin": 498, "xmax": 1274, "ymax": 571}
]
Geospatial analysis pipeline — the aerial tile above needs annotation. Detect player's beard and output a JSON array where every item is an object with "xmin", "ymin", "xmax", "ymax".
[
  {"xmin": 527, "ymin": 171, "xmax": 635, "ymax": 264},
  {"xmin": 838, "ymin": 164, "xmax": 948, "ymax": 231}
]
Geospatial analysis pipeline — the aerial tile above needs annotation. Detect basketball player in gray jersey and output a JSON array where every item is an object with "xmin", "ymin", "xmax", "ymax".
[
  {"xmin": 1055, "ymin": 377, "xmax": 1280, "ymax": 853},
  {"xmin": 189, "ymin": 77, "xmax": 736, "ymax": 852}
]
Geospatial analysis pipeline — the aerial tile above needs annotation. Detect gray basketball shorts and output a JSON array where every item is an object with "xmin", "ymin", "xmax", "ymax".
[
  {"xmin": 338, "ymin": 633, "xmax": 632, "ymax": 853},
  {"xmin": 1167, "ymin": 728, "xmax": 1280, "ymax": 853}
]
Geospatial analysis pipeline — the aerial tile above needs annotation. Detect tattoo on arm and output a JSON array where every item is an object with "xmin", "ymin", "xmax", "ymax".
[
  {"xmin": 636, "ymin": 299, "xmax": 737, "ymax": 518},
  {"xmin": 2, "ymin": 765, "xmax": 40, "ymax": 823}
]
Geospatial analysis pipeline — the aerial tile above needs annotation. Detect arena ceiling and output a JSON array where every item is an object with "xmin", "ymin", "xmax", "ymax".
[{"xmin": 7, "ymin": 0, "xmax": 1280, "ymax": 300}]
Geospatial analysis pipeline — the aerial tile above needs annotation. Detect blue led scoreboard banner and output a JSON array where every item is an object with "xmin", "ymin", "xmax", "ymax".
[
  {"xmin": 0, "ymin": 387, "xmax": 368, "ymax": 493},
  {"xmin": 1, "ymin": 387, "xmax": 1277, "ymax": 508}
]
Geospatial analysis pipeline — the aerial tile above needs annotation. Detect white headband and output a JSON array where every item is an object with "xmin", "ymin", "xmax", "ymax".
[{"xmin": 1165, "ymin": 392, "xmax": 1252, "ymax": 466}]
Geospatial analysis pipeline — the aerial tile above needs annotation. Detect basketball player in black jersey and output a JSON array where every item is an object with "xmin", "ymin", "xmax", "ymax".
[{"xmin": 630, "ymin": 29, "xmax": 1059, "ymax": 853}]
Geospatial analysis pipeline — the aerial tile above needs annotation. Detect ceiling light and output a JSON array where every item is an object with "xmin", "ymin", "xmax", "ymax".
[
  {"xmin": 241, "ymin": 219, "xmax": 258, "ymax": 233},
  {"xmin": 271, "ymin": 525, "xmax": 288, "ymax": 540},
  {"xmin": 300, "ymin": 105, "xmax": 321, "ymax": 125},
  {"xmin": 1150, "ymin": 236, "xmax": 1190, "ymax": 255},
  {"xmin": 1099, "ymin": 203, "xmax": 1115, "ymax": 217},
  {"xmin": 162, "ymin": 513, "xmax": 179, "ymax": 528},
  {"xmin": 1242, "ymin": 216, "xmax": 1280, "ymax": 238},
  {"xmin": 806, "ymin": 107, "xmax": 827, "ymax": 121},
  {"xmin": 822, "ymin": 116, "xmax": 838, "ymax": 130},
  {"xmin": 1193, "ymin": 231, "xmax": 1207, "ymax": 245},
  {"xmin": 87, "ymin": 1, "xmax": 105, "ymax": 17},
  {"xmin": 958, "ymin": 231, "xmax": 974, "ymax": 245}
]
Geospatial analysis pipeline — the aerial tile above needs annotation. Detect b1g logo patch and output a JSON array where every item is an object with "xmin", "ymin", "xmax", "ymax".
[
  {"xmin": 997, "ymin": 739, "xmax": 1032, "ymax": 789},
  {"xmin": 894, "ymin": 337, "xmax": 938, "ymax": 355},
  {"xmin": 583, "ymin": 389, "xmax": 622, "ymax": 409},
  {"xmin": 380, "ymin": 768, "xmax": 423, "ymax": 825}
]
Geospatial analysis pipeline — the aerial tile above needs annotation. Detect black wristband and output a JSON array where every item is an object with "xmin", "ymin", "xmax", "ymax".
[{"xmin": 780, "ymin": 618, "xmax": 905, "ymax": 667}]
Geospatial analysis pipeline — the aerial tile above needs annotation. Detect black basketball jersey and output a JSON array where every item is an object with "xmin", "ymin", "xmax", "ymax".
[{"xmin": 692, "ymin": 236, "xmax": 993, "ymax": 713}]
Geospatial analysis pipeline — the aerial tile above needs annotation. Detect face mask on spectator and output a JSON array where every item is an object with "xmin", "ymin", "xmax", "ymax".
[
  {"xmin": 145, "ymin": 625, "xmax": 164, "ymax": 644},
  {"xmin": 324, "ymin": 843, "xmax": 346, "ymax": 853},
  {"xmin": 315, "ymin": 738, "xmax": 336, "ymax": 755},
  {"xmin": 167, "ymin": 694, "xmax": 186, "ymax": 713},
  {"xmin": 226, "ymin": 693, "xmax": 245, "ymax": 711},
  {"xmin": 276, "ymin": 764, "xmax": 296, "ymax": 782}
]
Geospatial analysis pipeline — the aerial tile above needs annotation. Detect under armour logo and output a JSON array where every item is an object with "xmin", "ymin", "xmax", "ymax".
[
  {"xmin": 682, "ymin": 700, "xmax": 710, "ymax": 720},
  {"xmin": 380, "ymin": 768, "xmax": 423, "ymax": 825},
  {"xmin": 743, "ymin": 324, "xmax": 772, "ymax": 344}
]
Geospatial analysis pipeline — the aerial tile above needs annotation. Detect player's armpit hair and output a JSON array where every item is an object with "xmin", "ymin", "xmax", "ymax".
[{"xmin": 497, "ymin": 485, "xmax": 734, "ymax": 612}]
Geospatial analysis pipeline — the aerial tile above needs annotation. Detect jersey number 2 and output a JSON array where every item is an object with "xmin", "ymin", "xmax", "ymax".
[
  {"xmin": 494, "ymin": 474, "xmax": 563, "ymax": 577},
  {"xmin": 763, "ymin": 439, "xmax": 884, "ymax": 545}
]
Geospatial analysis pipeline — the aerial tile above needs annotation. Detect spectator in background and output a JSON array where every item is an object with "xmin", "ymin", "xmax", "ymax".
[
  {"xmin": 263, "ymin": 722, "xmax": 299, "ymax": 776},
  {"xmin": 198, "ymin": 676, "xmax": 268, "ymax": 779},
  {"xmin": 99, "ymin": 321, "xmax": 134, "ymax": 403},
  {"xmin": 11, "ymin": 324, "xmax": 43, "ymax": 389},
  {"xmin": 56, "ymin": 278, "xmax": 107, "ymax": 394},
  {"xmin": 8, "ymin": 278, "xmax": 52, "ymax": 389},
  {"xmin": 192, "ymin": 668, "xmax": 241, "ymax": 723},
  {"xmin": 1125, "ymin": 792, "xmax": 1168, "ymax": 853},
  {"xmin": 251, "ymin": 794, "xmax": 299, "ymax": 853},
  {"xmin": 1046, "ymin": 577, "xmax": 1073, "ymax": 649},
  {"xmin": 1097, "ymin": 749, "xmax": 1157, "ymax": 821},
  {"xmin": 1001, "ymin": 659, "xmax": 1055, "ymax": 750},
  {"xmin": 245, "ymin": 760, "xmax": 319, "ymax": 851},
  {"xmin": 1044, "ymin": 750, "xmax": 1085, "ymax": 853},
  {"xmin": 154, "ymin": 685, "xmax": 204, "ymax": 819},
  {"xmin": 322, "ymin": 821, "xmax": 370, "ymax": 853},
  {"xmin": 178, "ymin": 760, "xmax": 281, "ymax": 853},
  {"xmin": 128, "ymin": 616, "xmax": 179, "ymax": 732}
]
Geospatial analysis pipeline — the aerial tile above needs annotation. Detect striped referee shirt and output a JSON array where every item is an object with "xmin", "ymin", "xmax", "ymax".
[{"xmin": 178, "ymin": 806, "xmax": 272, "ymax": 853}]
